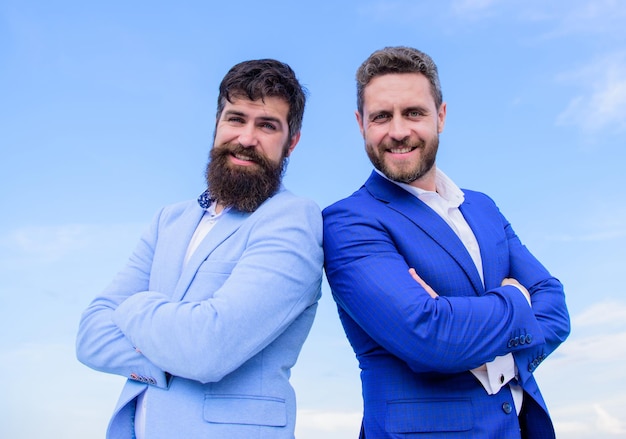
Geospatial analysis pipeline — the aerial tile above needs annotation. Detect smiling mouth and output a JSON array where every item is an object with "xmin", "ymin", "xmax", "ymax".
[
  {"xmin": 231, "ymin": 152, "xmax": 257, "ymax": 163},
  {"xmin": 387, "ymin": 146, "xmax": 417, "ymax": 154}
]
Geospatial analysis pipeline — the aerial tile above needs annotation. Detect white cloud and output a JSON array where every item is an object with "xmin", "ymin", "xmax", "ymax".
[
  {"xmin": 451, "ymin": 0, "xmax": 499, "ymax": 13},
  {"xmin": 1, "ymin": 224, "xmax": 92, "ymax": 262},
  {"xmin": 543, "ymin": 0, "xmax": 626, "ymax": 37},
  {"xmin": 574, "ymin": 301, "xmax": 626, "ymax": 328},
  {"xmin": 594, "ymin": 404, "xmax": 626, "ymax": 434},
  {"xmin": 547, "ymin": 206, "xmax": 626, "ymax": 243},
  {"xmin": 550, "ymin": 397, "xmax": 626, "ymax": 437},
  {"xmin": 536, "ymin": 299, "xmax": 626, "ymax": 438},
  {"xmin": 296, "ymin": 409, "xmax": 362, "ymax": 439},
  {"xmin": 556, "ymin": 53, "xmax": 626, "ymax": 134},
  {"xmin": 0, "ymin": 222, "xmax": 145, "ymax": 267}
]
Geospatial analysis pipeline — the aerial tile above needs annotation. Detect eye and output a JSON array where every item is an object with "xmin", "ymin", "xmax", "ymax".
[
  {"xmin": 407, "ymin": 108, "xmax": 426, "ymax": 118},
  {"xmin": 227, "ymin": 116, "xmax": 245, "ymax": 124},
  {"xmin": 260, "ymin": 122, "xmax": 277, "ymax": 131},
  {"xmin": 372, "ymin": 113, "xmax": 390, "ymax": 122}
]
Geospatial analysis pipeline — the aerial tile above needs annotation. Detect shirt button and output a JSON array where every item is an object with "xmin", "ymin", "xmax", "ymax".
[
  {"xmin": 502, "ymin": 402, "xmax": 513, "ymax": 414},
  {"xmin": 499, "ymin": 374, "xmax": 505, "ymax": 384}
]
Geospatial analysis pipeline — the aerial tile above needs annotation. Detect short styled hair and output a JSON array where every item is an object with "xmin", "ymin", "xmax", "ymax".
[
  {"xmin": 356, "ymin": 46, "xmax": 443, "ymax": 115},
  {"xmin": 216, "ymin": 59, "xmax": 307, "ymax": 139}
]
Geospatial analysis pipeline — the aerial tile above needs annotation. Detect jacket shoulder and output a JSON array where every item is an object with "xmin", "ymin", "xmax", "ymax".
[
  {"xmin": 460, "ymin": 188, "xmax": 500, "ymax": 209},
  {"xmin": 153, "ymin": 199, "xmax": 200, "ymax": 223},
  {"xmin": 323, "ymin": 186, "xmax": 371, "ymax": 216}
]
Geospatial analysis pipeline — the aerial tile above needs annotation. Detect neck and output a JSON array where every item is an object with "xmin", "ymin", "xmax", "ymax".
[{"xmin": 408, "ymin": 165, "xmax": 437, "ymax": 192}]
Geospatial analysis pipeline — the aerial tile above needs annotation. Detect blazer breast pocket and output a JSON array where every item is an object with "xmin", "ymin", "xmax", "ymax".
[
  {"xmin": 203, "ymin": 394, "xmax": 287, "ymax": 427},
  {"xmin": 187, "ymin": 260, "xmax": 238, "ymax": 296},
  {"xmin": 386, "ymin": 398, "xmax": 473, "ymax": 433}
]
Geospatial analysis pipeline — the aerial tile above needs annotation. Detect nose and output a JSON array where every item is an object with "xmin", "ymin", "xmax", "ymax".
[
  {"xmin": 238, "ymin": 123, "xmax": 259, "ymax": 148},
  {"xmin": 388, "ymin": 117, "xmax": 410, "ymax": 142}
]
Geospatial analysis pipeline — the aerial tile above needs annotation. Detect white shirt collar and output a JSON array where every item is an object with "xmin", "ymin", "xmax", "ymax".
[{"xmin": 375, "ymin": 167, "xmax": 465, "ymax": 208}]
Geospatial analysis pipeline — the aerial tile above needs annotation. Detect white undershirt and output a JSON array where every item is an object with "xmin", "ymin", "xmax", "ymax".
[
  {"xmin": 134, "ymin": 200, "xmax": 227, "ymax": 439},
  {"xmin": 378, "ymin": 168, "xmax": 526, "ymax": 414}
]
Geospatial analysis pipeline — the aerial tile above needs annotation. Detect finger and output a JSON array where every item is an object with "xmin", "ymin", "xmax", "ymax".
[{"xmin": 409, "ymin": 268, "xmax": 438, "ymax": 298}]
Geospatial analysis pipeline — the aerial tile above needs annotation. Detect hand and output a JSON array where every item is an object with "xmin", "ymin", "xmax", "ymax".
[
  {"xmin": 501, "ymin": 277, "xmax": 531, "ymax": 305},
  {"xmin": 409, "ymin": 268, "xmax": 438, "ymax": 298}
]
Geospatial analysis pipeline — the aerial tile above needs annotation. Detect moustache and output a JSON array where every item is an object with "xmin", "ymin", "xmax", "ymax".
[
  {"xmin": 381, "ymin": 138, "xmax": 425, "ymax": 150},
  {"xmin": 214, "ymin": 143, "xmax": 269, "ymax": 167}
]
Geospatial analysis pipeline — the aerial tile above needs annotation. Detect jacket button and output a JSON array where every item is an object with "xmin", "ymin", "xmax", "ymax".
[
  {"xmin": 525, "ymin": 334, "xmax": 533, "ymax": 344},
  {"xmin": 502, "ymin": 402, "xmax": 513, "ymax": 414}
]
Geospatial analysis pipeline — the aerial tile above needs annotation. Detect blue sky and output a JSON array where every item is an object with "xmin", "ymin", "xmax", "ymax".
[{"xmin": 1, "ymin": 1, "xmax": 625, "ymax": 437}]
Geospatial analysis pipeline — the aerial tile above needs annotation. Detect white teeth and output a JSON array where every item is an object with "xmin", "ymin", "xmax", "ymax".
[
  {"xmin": 389, "ymin": 147, "xmax": 413, "ymax": 154},
  {"xmin": 234, "ymin": 154, "xmax": 253, "ymax": 161}
]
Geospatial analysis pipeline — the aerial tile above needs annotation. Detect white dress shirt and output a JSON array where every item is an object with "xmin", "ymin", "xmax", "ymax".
[{"xmin": 378, "ymin": 168, "xmax": 526, "ymax": 414}]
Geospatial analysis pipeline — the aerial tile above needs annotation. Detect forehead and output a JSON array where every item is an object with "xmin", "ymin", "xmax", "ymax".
[
  {"xmin": 222, "ymin": 96, "xmax": 290, "ymax": 121},
  {"xmin": 363, "ymin": 73, "xmax": 435, "ymax": 110}
]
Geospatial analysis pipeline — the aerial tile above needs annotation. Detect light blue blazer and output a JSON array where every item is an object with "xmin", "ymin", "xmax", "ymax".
[
  {"xmin": 323, "ymin": 171, "xmax": 570, "ymax": 438},
  {"xmin": 76, "ymin": 186, "xmax": 323, "ymax": 438}
]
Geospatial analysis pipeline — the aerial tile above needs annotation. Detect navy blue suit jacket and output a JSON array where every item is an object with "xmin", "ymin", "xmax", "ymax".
[{"xmin": 323, "ymin": 171, "xmax": 570, "ymax": 438}]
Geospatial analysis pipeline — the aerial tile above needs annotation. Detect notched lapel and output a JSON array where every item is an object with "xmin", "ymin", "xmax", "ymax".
[
  {"xmin": 172, "ymin": 209, "xmax": 250, "ymax": 301},
  {"xmin": 459, "ymin": 198, "xmax": 502, "ymax": 291},
  {"xmin": 365, "ymin": 172, "xmax": 484, "ymax": 295}
]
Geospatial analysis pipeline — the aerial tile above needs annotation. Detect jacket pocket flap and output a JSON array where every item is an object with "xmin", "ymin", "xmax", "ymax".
[
  {"xmin": 386, "ymin": 398, "xmax": 473, "ymax": 433},
  {"xmin": 204, "ymin": 394, "xmax": 287, "ymax": 427}
]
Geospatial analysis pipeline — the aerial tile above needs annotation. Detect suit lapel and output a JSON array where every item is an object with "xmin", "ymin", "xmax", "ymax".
[
  {"xmin": 172, "ymin": 208, "xmax": 250, "ymax": 301},
  {"xmin": 459, "ymin": 197, "xmax": 499, "ymax": 291},
  {"xmin": 365, "ymin": 171, "xmax": 484, "ymax": 295}
]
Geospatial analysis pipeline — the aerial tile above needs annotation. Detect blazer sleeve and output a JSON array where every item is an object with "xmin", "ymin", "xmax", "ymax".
[
  {"xmin": 502, "ymin": 212, "xmax": 570, "ymax": 384},
  {"xmin": 111, "ymin": 196, "xmax": 323, "ymax": 384},
  {"xmin": 76, "ymin": 207, "xmax": 170, "ymax": 389},
  {"xmin": 323, "ymin": 199, "xmax": 548, "ymax": 375}
]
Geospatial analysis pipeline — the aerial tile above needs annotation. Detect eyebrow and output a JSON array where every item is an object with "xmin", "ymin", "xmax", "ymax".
[
  {"xmin": 223, "ymin": 110, "xmax": 285, "ymax": 129},
  {"xmin": 405, "ymin": 105, "xmax": 430, "ymax": 114},
  {"xmin": 368, "ymin": 104, "xmax": 430, "ymax": 120}
]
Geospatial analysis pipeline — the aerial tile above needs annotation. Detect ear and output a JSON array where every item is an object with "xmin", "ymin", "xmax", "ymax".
[
  {"xmin": 355, "ymin": 110, "xmax": 365, "ymax": 138},
  {"xmin": 284, "ymin": 132, "xmax": 301, "ymax": 157},
  {"xmin": 437, "ymin": 102, "xmax": 447, "ymax": 133}
]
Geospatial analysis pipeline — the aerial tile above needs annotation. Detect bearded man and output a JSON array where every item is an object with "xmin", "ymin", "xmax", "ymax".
[
  {"xmin": 76, "ymin": 59, "xmax": 323, "ymax": 439},
  {"xmin": 323, "ymin": 46, "xmax": 570, "ymax": 438}
]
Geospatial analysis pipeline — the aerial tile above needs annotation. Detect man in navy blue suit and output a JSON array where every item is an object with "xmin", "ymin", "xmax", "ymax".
[{"xmin": 323, "ymin": 46, "xmax": 570, "ymax": 438}]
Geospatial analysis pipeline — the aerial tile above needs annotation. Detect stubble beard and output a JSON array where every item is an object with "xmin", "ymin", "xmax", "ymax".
[
  {"xmin": 205, "ymin": 143, "xmax": 288, "ymax": 212},
  {"xmin": 366, "ymin": 135, "xmax": 439, "ymax": 185}
]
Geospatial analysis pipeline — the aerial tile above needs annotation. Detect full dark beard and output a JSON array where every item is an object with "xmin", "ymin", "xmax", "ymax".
[
  {"xmin": 205, "ymin": 143, "xmax": 286, "ymax": 212},
  {"xmin": 366, "ymin": 136, "xmax": 438, "ymax": 184}
]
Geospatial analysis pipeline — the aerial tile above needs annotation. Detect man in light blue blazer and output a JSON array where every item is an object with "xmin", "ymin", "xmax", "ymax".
[
  {"xmin": 323, "ymin": 47, "xmax": 570, "ymax": 438},
  {"xmin": 76, "ymin": 59, "xmax": 323, "ymax": 439}
]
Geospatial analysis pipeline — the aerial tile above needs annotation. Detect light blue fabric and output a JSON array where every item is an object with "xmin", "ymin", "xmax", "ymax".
[
  {"xmin": 323, "ymin": 171, "xmax": 570, "ymax": 438},
  {"xmin": 77, "ymin": 186, "xmax": 323, "ymax": 438}
]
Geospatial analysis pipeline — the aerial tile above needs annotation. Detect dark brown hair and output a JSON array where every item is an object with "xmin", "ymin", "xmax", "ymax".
[{"xmin": 216, "ymin": 59, "xmax": 307, "ymax": 139}]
